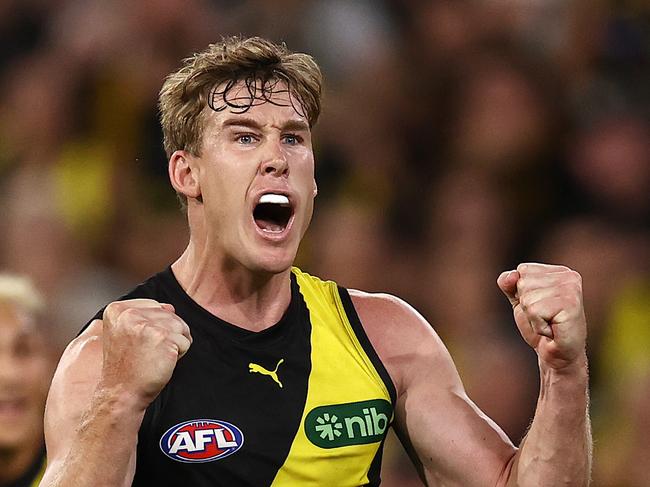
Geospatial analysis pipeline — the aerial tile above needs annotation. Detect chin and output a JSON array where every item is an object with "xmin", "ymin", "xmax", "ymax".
[
  {"xmin": 247, "ymin": 248, "xmax": 297, "ymax": 275},
  {"xmin": 254, "ymin": 258, "xmax": 294, "ymax": 276}
]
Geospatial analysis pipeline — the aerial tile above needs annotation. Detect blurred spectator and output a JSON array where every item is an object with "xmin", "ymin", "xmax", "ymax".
[
  {"xmin": 306, "ymin": 198, "xmax": 393, "ymax": 293},
  {"xmin": 0, "ymin": 1, "xmax": 647, "ymax": 485},
  {"xmin": 0, "ymin": 274, "xmax": 55, "ymax": 487},
  {"xmin": 567, "ymin": 114, "xmax": 649, "ymax": 226}
]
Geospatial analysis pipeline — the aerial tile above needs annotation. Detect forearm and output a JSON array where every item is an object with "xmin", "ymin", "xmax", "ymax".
[
  {"xmin": 502, "ymin": 355, "xmax": 591, "ymax": 487},
  {"xmin": 41, "ymin": 386, "xmax": 146, "ymax": 487}
]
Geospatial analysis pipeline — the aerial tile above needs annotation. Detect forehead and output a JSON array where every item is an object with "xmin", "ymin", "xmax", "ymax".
[
  {"xmin": 0, "ymin": 301, "xmax": 37, "ymax": 340},
  {"xmin": 207, "ymin": 78, "xmax": 308, "ymax": 127}
]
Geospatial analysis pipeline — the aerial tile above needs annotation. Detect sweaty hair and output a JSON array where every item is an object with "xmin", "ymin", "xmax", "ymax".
[{"xmin": 159, "ymin": 36, "xmax": 323, "ymax": 161}]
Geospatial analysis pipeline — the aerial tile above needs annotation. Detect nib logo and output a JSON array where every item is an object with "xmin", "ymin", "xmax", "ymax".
[
  {"xmin": 305, "ymin": 399, "xmax": 392, "ymax": 448},
  {"xmin": 314, "ymin": 413, "xmax": 343, "ymax": 441}
]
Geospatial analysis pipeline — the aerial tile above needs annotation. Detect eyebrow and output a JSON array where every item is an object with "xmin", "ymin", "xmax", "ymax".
[{"xmin": 220, "ymin": 117, "xmax": 310, "ymax": 132}]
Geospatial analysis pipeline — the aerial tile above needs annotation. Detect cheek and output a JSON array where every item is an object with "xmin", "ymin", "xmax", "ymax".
[
  {"xmin": 203, "ymin": 155, "xmax": 257, "ymax": 198},
  {"xmin": 299, "ymin": 171, "xmax": 317, "ymax": 219},
  {"xmin": 295, "ymin": 152, "xmax": 316, "ymax": 184},
  {"xmin": 22, "ymin": 359, "xmax": 54, "ymax": 398},
  {"xmin": 300, "ymin": 190, "xmax": 316, "ymax": 234},
  {"xmin": 201, "ymin": 172, "xmax": 238, "ymax": 212}
]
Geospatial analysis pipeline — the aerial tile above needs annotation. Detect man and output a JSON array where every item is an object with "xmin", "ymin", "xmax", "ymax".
[
  {"xmin": 41, "ymin": 37, "xmax": 591, "ymax": 486},
  {"xmin": 0, "ymin": 275, "xmax": 53, "ymax": 487}
]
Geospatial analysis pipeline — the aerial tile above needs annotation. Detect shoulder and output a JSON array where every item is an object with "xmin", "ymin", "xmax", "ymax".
[
  {"xmin": 348, "ymin": 289, "xmax": 442, "ymax": 348},
  {"xmin": 81, "ymin": 269, "xmax": 172, "ymax": 333},
  {"xmin": 347, "ymin": 289, "xmax": 456, "ymax": 397},
  {"xmin": 348, "ymin": 289, "xmax": 425, "ymax": 325},
  {"xmin": 52, "ymin": 319, "xmax": 104, "ymax": 393}
]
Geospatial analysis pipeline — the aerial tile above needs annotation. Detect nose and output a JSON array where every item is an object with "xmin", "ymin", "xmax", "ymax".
[{"xmin": 259, "ymin": 143, "xmax": 289, "ymax": 178}]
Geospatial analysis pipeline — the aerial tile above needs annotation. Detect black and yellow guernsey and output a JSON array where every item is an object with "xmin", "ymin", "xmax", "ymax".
[{"xmin": 88, "ymin": 267, "xmax": 396, "ymax": 486}]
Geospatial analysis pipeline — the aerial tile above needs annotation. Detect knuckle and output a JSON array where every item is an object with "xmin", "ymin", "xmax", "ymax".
[
  {"xmin": 526, "ymin": 300, "xmax": 541, "ymax": 317},
  {"xmin": 131, "ymin": 298, "xmax": 159, "ymax": 306},
  {"xmin": 518, "ymin": 294, "xmax": 530, "ymax": 310},
  {"xmin": 143, "ymin": 324, "xmax": 168, "ymax": 341},
  {"xmin": 103, "ymin": 301, "xmax": 123, "ymax": 321},
  {"xmin": 131, "ymin": 320, "xmax": 148, "ymax": 334},
  {"xmin": 517, "ymin": 276, "xmax": 528, "ymax": 292},
  {"xmin": 119, "ymin": 307, "xmax": 142, "ymax": 323},
  {"xmin": 568, "ymin": 293, "xmax": 582, "ymax": 309},
  {"xmin": 571, "ymin": 281, "xmax": 582, "ymax": 297},
  {"xmin": 561, "ymin": 273, "xmax": 582, "ymax": 294},
  {"xmin": 160, "ymin": 314, "xmax": 179, "ymax": 329},
  {"xmin": 570, "ymin": 270, "xmax": 583, "ymax": 285},
  {"xmin": 179, "ymin": 335, "xmax": 191, "ymax": 350}
]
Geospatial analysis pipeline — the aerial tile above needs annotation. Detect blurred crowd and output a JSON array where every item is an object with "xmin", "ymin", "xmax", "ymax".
[{"xmin": 0, "ymin": 1, "xmax": 648, "ymax": 486}]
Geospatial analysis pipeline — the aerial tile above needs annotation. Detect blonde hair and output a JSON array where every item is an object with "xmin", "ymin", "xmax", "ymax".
[{"xmin": 159, "ymin": 36, "xmax": 323, "ymax": 161}]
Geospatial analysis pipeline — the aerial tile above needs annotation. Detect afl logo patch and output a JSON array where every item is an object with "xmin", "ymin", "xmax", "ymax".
[{"xmin": 159, "ymin": 419, "xmax": 244, "ymax": 463}]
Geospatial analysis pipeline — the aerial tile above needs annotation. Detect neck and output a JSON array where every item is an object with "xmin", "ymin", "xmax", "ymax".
[
  {"xmin": 172, "ymin": 241, "xmax": 292, "ymax": 332},
  {"xmin": 0, "ymin": 442, "xmax": 43, "ymax": 485}
]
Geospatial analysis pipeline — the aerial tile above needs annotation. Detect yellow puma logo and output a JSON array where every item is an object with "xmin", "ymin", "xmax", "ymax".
[{"xmin": 248, "ymin": 359, "xmax": 284, "ymax": 388}]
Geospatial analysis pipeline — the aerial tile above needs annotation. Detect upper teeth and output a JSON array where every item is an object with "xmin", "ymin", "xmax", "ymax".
[{"xmin": 259, "ymin": 194, "xmax": 290, "ymax": 206}]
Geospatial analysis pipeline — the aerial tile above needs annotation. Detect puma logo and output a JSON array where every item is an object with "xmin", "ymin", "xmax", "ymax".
[{"xmin": 249, "ymin": 359, "xmax": 284, "ymax": 388}]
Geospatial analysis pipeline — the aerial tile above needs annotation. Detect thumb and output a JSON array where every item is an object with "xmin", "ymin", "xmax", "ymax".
[{"xmin": 497, "ymin": 270, "xmax": 520, "ymax": 308}]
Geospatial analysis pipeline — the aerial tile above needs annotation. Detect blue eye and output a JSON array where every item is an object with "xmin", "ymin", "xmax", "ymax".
[
  {"xmin": 238, "ymin": 134, "xmax": 255, "ymax": 144},
  {"xmin": 283, "ymin": 135, "xmax": 300, "ymax": 145}
]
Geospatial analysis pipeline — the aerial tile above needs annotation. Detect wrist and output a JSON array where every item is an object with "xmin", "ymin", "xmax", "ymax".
[
  {"xmin": 539, "ymin": 353, "xmax": 589, "ymax": 396},
  {"xmin": 94, "ymin": 381, "xmax": 150, "ymax": 420},
  {"xmin": 540, "ymin": 351, "xmax": 588, "ymax": 376}
]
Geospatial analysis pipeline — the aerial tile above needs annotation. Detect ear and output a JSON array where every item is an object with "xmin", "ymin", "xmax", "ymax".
[
  {"xmin": 169, "ymin": 150, "xmax": 201, "ymax": 200},
  {"xmin": 312, "ymin": 179, "xmax": 318, "ymax": 198}
]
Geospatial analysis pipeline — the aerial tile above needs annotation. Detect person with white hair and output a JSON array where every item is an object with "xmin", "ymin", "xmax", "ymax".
[{"xmin": 0, "ymin": 274, "xmax": 55, "ymax": 487}]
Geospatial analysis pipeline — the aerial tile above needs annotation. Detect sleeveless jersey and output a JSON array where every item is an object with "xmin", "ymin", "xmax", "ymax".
[{"xmin": 87, "ymin": 266, "xmax": 396, "ymax": 486}]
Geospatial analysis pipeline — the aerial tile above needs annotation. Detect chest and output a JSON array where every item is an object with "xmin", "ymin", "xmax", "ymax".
[{"xmin": 133, "ymin": 294, "xmax": 392, "ymax": 487}]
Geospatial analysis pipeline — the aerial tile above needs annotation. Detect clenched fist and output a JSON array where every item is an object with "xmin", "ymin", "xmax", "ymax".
[
  {"xmin": 497, "ymin": 263, "xmax": 587, "ymax": 370},
  {"xmin": 99, "ymin": 299, "xmax": 192, "ymax": 409}
]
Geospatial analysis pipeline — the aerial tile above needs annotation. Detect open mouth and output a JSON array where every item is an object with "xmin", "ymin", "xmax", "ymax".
[{"xmin": 253, "ymin": 194, "xmax": 293, "ymax": 233}]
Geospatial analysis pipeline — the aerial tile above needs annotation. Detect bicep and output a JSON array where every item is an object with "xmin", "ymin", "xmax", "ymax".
[
  {"xmin": 393, "ymin": 330, "xmax": 516, "ymax": 487},
  {"xmin": 350, "ymin": 291, "xmax": 517, "ymax": 486},
  {"xmin": 44, "ymin": 320, "xmax": 104, "ymax": 466}
]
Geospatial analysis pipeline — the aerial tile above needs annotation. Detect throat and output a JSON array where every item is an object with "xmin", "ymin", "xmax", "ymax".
[{"xmin": 171, "ymin": 256, "xmax": 293, "ymax": 331}]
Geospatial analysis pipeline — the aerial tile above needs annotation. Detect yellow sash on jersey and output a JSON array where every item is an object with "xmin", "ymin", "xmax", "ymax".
[{"xmin": 271, "ymin": 268, "xmax": 393, "ymax": 487}]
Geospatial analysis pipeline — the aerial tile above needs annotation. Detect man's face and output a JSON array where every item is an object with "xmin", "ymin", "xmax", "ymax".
[
  {"xmin": 188, "ymin": 81, "xmax": 317, "ymax": 274},
  {"xmin": 0, "ymin": 302, "xmax": 52, "ymax": 450}
]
